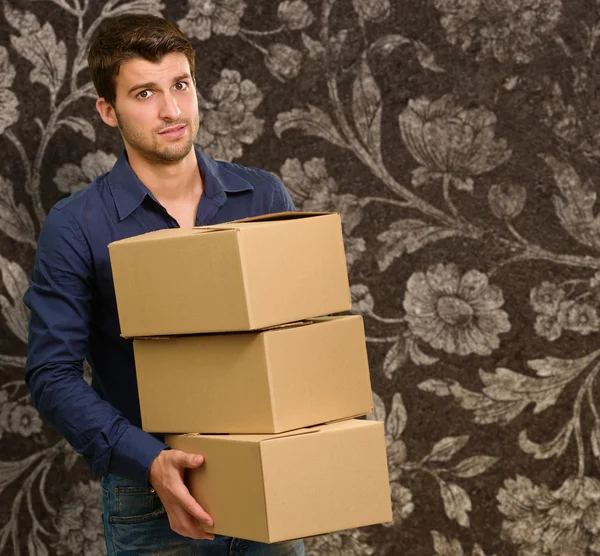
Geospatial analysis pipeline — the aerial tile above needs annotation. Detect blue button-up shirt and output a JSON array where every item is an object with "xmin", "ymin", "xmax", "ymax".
[{"xmin": 23, "ymin": 148, "xmax": 295, "ymax": 484}]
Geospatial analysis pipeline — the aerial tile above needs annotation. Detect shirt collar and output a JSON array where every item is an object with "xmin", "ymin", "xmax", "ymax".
[
  {"xmin": 108, "ymin": 147, "xmax": 254, "ymax": 221},
  {"xmin": 195, "ymin": 149, "xmax": 254, "ymax": 196}
]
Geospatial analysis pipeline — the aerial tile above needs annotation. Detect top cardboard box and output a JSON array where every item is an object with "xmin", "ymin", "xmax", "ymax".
[{"xmin": 108, "ymin": 212, "xmax": 351, "ymax": 337}]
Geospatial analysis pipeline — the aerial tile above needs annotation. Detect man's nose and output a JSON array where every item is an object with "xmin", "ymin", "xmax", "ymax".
[{"xmin": 160, "ymin": 93, "xmax": 181, "ymax": 120}]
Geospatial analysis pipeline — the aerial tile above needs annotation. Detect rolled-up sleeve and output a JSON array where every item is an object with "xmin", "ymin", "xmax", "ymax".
[{"xmin": 23, "ymin": 207, "xmax": 166, "ymax": 483}]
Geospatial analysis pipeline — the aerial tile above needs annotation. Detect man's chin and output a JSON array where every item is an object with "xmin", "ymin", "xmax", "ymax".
[{"xmin": 150, "ymin": 141, "xmax": 195, "ymax": 164}]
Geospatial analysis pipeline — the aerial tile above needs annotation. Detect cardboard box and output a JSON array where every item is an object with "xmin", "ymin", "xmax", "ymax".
[
  {"xmin": 134, "ymin": 315, "xmax": 373, "ymax": 434},
  {"xmin": 166, "ymin": 419, "xmax": 392, "ymax": 543},
  {"xmin": 108, "ymin": 212, "xmax": 351, "ymax": 337}
]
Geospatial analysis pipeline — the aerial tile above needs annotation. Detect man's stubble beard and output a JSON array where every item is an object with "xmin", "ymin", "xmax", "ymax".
[{"xmin": 115, "ymin": 110, "xmax": 200, "ymax": 164}]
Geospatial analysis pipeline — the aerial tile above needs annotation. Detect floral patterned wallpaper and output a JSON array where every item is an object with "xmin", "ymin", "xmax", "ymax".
[{"xmin": 1, "ymin": 0, "xmax": 600, "ymax": 554}]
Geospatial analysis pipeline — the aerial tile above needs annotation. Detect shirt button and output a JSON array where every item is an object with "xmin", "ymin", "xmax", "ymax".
[{"xmin": 149, "ymin": 488, "xmax": 155, "ymax": 494}]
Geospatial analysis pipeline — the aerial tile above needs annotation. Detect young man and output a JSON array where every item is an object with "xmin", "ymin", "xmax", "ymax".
[{"xmin": 24, "ymin": 14, "xmax": 305, "ymax": 556}]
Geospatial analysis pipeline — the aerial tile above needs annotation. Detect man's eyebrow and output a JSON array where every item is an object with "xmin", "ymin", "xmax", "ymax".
[{"xmin": 128, "ymin": 74, "xmax": 193, "ymax": 95}]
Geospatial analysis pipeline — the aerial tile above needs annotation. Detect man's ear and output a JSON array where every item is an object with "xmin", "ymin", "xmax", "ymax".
[{"xmin": 96, "ymin": 98, "xmax": 119, "ymax": 128}]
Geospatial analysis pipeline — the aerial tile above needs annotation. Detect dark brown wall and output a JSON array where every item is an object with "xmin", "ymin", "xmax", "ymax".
[{"xmin": 1, "ymin": 1, "xmax": 598, "ymax": 554}]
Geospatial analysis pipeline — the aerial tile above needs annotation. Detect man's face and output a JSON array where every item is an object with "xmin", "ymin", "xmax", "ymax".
[{"xmin": 105, "ymin": 53, "xmax": 199, "ymax": 164}]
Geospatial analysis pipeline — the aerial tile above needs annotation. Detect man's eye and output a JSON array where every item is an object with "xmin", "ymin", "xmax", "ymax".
[
  {"xmin": 174, "ymin": 82, "xmax": 188, "ymax": 91},
  {"xmin": 137, "ymin": 90, "xmax": 152, "ymax": 99}
]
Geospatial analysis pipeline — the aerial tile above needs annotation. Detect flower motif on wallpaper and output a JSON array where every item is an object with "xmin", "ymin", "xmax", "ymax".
[
  {"xmin": 498, "ymin": 475, "xmax": 600, "ymax": 555},
  {"xmin": 403, "ymin": 263, "xmax": 511, "ymax": 356},
  {"xmin": 305, "ymin": 529, "xmax": 375, "ymax": 556},
  {"xmin": 530, "ymin": 281, "xmax": 600, "ymax": 341},
  {"xmin": 398, "ymin": 95, "xmax": 511, "ymax": 192},
  {"xmin": 53, "ymin": 151, "xmax": 118, "ymax": 193},
  {"xmin": 177, "ymin": 0, "xmax": 246, "ymax": 41},
  {"xmin": 434, "ymin": 0, "xmax": 562, "ymax": 64},
  {"xmin": 543, "ymin": 81, "xmax": 600, "ymax": 162},
  {"xmin": 0, "ymin": 391, "xmax": 43, "ymax": 439},
  {"xmin": 53, "ymin": 481, "xmax": 106, "ymax": 555},
  {"xmin": 277, "ymin": 1, "xmax": 314, "ymax": 31},
  {"xmin": 352, "ymin": 0, "xmax": 391, "ymax": 22},
  {"xmin": 488, "ymin": 182, "xmax": 527, "ymax": 221},
  {"xmin": 195, "ymin": 69, "xmax": 264, "ymax": 162},
  {"xmin": 280, "ymin": 157, "xmax": 365, "ymax": 270},
  {"xmin": 387, "ymin": 483, "xmax": 414, "ymax": 528},
  {"xmin": 431, "ymin": 531, "xmax": 490, "ymax": 556},
  {"xmin": 0, "ymin": 46, "xmax": 19, "ymax": 135},
  {"xmin": 264, "ymin": 43, "xmax": 303, "ymax": 83},
  {"xmin": 543, "ymin": 82, "xmax": 581, "ymax": 146}
]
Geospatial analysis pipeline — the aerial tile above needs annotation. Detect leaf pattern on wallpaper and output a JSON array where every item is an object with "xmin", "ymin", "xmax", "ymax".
[
  {"xmin": 352, "ymin": 57, "xmax": 382, "ymax": 162},
  {"xmin": 449, "ymin": 455, "xmax": 498, "ymax": 479},
  {"xmin": 367, "ymin": 390, "xmax": 414, "ymax": 530},
  {"xmin": 0, "ymin": 254, "xmax": 29, "ymax": 344},
  {"xmin": 4, "ymin": 4, "xmax": 67, "ymax": 105},
  {"xmin": 274, "ymin": 104, "xmax": 349, "ymax": 148},
  {"xmin": 54, "ymin": 151, "xmax": 118, "ymax": 194},
  {"xmin": 0, "ymin": 46, "xmax": 19, "ymax": 136},
  {"xmin": 305, "ymin": 529, "xmax": 374, "ymax": 556},
  {"xmin": 366, "ymin": 391, "xmax": 498, "ymax": 533},
  {"xmin": 542, "ymin": 154, "xmax": 600, "ymax": 251},
  {"xmin": 497, "ymin": 475, "xmax": 600, "ymax": 556},
  {"xmin": 6, "ymin": 0, "xmax": 600, "ymax": 554},
  {"xmin": 431, "ymin": 531, "xmax": 492, "ymax": 556},
  {"xmin": 0, "ymin": 175, "xmax": 36, "ymax": 246},
  {"xmin": 439, "ymin": 480, "xmax": 472, "ymax": 528},
  {"xmin": 382, "ymin": 336, "xmax": 408, "ymax": 378},
  {"xmin": 58, "ymin": 116, "xmax": 97, "ymax": 143},
  {"xmin": 370, "ymin": 34, "xmax": 445, "ymax": 73},
  {"xmin": 279, "ymin": 157, "xmax": 365, "ymax": 271},
  {"xmin": 518, "ymin": 419, "xmax": 574, "ymax": 460},
  {"xmin": 376, "ymin": 219, "xmax": 460, "ymax": 271},
  {"xmin": 424, "ymin": 435, "xmax": 470, "ymax": 463},
  {"xmin": 419, "ymin": 350, "xmax": 599, "ymax": 425}
]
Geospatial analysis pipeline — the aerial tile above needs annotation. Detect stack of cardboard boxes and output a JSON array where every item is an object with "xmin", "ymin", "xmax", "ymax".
[{"xmin": 109, "ymin": 212, "xmax": 392, "ymax": 544}]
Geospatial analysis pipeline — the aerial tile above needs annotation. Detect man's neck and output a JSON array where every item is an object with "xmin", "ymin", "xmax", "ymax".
[{"xmin": 126, "ymin": 147, "xmax": 203, "ymax": 202}]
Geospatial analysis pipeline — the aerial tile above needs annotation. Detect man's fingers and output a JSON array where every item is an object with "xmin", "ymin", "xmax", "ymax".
[
  {"xmin": 168, "ymin": 480, "xmax": 213, "ymax": 526},
  {"xmin": 169, "ymin": 512, "xmax": 215, "ymax": 541},
  {"xmin": 172, "ymin": 507, "xmax": 214, "ymax": 540},
  {"xmin": 185, "ymin": 501, "xmax": 214, "ymax": 527},
  {"xmin": 172, "ymin": 450, "xmax": 204, "ymax": 469},
  {"xmin": 154, "ymin": 449, "xmax": 213, "ymax": 538},
  {"xmin": 180, "ymin": 491, "xmax": 213, "ymax": 526}
]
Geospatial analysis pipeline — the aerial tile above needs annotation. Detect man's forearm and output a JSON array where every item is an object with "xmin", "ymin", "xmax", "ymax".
[{"xmin": 27, "ymin": 361, "xmax": 166, "ymax": 482}]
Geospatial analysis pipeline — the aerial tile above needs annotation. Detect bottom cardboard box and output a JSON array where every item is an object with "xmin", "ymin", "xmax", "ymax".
[{"xmin": 166, "ymin": 419, "xmax": 392, "ymax": 544}]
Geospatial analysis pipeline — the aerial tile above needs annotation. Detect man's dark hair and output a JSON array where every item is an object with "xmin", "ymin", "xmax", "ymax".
[{"xmin": 87, "ymin": 14, "xmax": 195, "ymax": 106}]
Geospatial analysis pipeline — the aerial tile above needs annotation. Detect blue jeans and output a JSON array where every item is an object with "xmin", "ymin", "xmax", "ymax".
[{"xmin": 101, "ymin": 474, "xmax": 306, "ymax": 555}]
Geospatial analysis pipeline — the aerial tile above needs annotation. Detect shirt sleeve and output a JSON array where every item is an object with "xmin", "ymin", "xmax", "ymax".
[
  {"xmin": 266, "ymin": 173, "xmax": 296, "ymax": 213},
  {"xmin": 23, "ymin": 207, "xmax": 166, "ymax": 483}
]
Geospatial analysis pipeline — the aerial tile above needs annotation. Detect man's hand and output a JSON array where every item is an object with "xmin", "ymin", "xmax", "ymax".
[{"xmin": 149, "ymin": 449, "xmax": 214, "ymax": 540}]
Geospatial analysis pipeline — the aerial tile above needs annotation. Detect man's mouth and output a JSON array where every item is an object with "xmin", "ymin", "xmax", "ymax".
[{"xmin": 159, "ymin": 124, "xmax": 187, "ymax": 137}]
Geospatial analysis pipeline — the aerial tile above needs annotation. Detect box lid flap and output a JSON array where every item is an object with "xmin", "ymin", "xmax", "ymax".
[
  {"xmin": 181, "ymin": 426, "xmax": 321, "ymax": 443},
  {"xmin": 260, "ymin": 428, "xmax": 321, "ymax": 442},
  {"xmin": 132, "ymin": 319, "xmax": 315, "ymax": 341},
  {"xmin": 232, "ymin": 211, "xmax": 337, "ymax": 223},
  {"xmin": 108, "ymin": 226, "xmax": 235, "ymax": 247}
]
